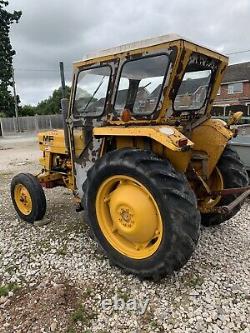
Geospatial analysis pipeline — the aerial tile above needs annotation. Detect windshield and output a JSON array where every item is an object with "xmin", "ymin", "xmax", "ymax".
[
  {"xmin": 115, "ymin": 54, "xmax": 170, "ymax": 115},
  {"xmin": 74, "ymin": 66, "xmax": 111, "ymax": 117},
  {"xmin": 174, "ymin": 69, "xmax": 212, "ymax": 111}
]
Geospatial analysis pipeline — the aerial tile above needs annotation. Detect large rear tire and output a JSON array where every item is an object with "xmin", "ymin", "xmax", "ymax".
[
  {"xmin": 83, "ymin": 149, "xmax": 200, "ymax": 280},
  {"xmin": 201, "ymin": 146, "xmax": 248, "ymax": 226},
  {"xmin": 11, "ymin": 173, "xmax": 46, "ymax": 223}
]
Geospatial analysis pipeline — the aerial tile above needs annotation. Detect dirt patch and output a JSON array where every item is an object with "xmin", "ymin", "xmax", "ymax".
[{"xmin": 0, "ymin": 278, "xmax": 88, "ymax": 333}]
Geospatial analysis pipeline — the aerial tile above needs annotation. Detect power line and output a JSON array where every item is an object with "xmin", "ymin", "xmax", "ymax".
[
  {"xmin": 225, "ymin": 49, "xmax": 250, "ymax": 56},
  {"xmin": 14, "ymin": 68, "xmax": 71, "ymax": 72}
]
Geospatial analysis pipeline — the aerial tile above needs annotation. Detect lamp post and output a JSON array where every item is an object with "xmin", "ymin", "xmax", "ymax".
[{"xmin": 12, "ymin": 67, "xmax": 20, "ymax": 132}]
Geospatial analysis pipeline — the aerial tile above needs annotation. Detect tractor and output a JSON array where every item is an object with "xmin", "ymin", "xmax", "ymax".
[{"xmin": 11, "ymin": 34, "xmax": 249, "ymax": 280}]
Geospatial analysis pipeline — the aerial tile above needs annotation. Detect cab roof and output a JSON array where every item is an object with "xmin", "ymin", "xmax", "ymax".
[{"xmin": 73, "ymin": 34, "xmax": 228, "ymax": 68}]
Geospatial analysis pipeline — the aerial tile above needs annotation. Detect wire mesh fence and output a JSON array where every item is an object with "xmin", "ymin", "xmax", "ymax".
[{"xmin": 0, "ymin": 114, "xmax": 63, "ymax": 136}]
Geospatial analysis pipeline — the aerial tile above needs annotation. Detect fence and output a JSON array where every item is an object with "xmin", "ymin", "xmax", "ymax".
[
  {"xmin": 0, "ymin": 114, "xmax": 63, "ymax": 136},
  {"xmin": 211, "ymin": 105, "xmax": 250, "ymax": 124}
]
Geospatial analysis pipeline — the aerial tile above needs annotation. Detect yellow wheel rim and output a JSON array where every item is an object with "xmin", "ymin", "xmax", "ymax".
[
  {"xmin": 199, "ymin": 167, "xmax": 224, "ymax": 212},
  {"xmin": 14, "ymin": 184, "xmax": 32, "ymax": 215},
  {"xmin": 96, "ymin": 175, "xmax": 163, "ymax": 259}
]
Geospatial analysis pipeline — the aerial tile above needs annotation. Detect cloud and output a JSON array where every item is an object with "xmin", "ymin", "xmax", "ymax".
[{"xmin": 7, "ymin": 0, "xmax": 250, "ymax": 105}]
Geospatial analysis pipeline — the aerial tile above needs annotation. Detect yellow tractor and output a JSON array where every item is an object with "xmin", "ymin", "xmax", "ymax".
[{"xmin": 11, "ymin": 35, "xmax": 249, "ymax": 280}]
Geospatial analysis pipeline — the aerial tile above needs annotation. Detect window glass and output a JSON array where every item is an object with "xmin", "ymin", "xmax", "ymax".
[
  {"xmin": 228, "ymin": 82, "xmax": 243, "ymax": 94},
  {"xmin": 74, "ymin": 66, "xmax": 111, "ymax": 117},
  {"xmin": 115, "ymin": 55, "xmax": 170, "ymax": 115},
  {"xmin": 174, "ymin": 69, "xmax": 212, "ymax": 111}
]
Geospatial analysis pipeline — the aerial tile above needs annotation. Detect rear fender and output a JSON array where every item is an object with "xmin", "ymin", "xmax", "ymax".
[
  {"xmin": 191, "ymin": 119, "xmax": 233, "ymax": 177},
  {"xmin": 93, "ymin": 126, "xmax": 193, "ymax": 172}
]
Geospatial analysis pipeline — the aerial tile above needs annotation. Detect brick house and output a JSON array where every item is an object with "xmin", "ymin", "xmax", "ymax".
[{"xmin": 214, "ymin": 61, "xmax": 250, "ymax": 107}]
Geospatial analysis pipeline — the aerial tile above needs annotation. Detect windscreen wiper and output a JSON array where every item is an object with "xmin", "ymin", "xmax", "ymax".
[{"xmin": 82, "ymin": 76, "xmax": 105, "ymax": 113}]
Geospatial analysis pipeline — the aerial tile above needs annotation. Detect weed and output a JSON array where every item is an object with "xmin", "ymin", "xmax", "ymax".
[{"xmin": 71, "ymin": 304, "xmax": 96, "ymax": 325}]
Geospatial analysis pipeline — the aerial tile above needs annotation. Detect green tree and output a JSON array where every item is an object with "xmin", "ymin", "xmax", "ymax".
[
  {"xmin": 20, "ymin": 86, "xmax": 71, "ymax": 116},
  {"xmin": 0, "ymin": 1, "xmax": 21, "ymax": 117},
  {"xmin": 36, "ymin": 86, "xmax": 71, "ymax": 115}
]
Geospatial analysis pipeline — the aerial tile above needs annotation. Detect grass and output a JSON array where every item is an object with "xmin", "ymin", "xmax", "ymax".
[
  {"xmin": 186, "ymin": 274, "xmax": 204, "ymax": 287},
  {"xmin": 180, "ymin": 272, "xmax": 204, "ymax": 288},
  {"xmin": 0, "ymin": 286, "xmax": 9, "ymax": 297},
  {"xmin": 0, "ymin": 282, "xmax": 19, "ymax": 297},
  {"xmin": 117, "ymin": 288, "xmax": 130, "ymax": 302},
  {"xmin": 71, "ymin": 304, "xmax": 96, "ymax": 325},
  {"xmin": 56, "ymin": 244, "xmax": 67, "ymax": 256}
]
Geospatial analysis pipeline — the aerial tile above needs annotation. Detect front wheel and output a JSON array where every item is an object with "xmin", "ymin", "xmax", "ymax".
[
  {"xmin": 84, "ymin": 149, "xmax": 200, "ymax": 280},
  {"xmin": 11, "ymin": 173, "xmax": 47, "ymax": 223}
]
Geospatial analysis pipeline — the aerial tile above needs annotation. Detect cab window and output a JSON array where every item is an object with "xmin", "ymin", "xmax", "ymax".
[
  {"xmin": 115, "ymin": 54, "xmax": 170, "ymax": 115},
  {"xmin": 74, "ymin": 65, "xmax": 111, "ymax": 117},
  {"xmin": 174, "ymin": 66, "xmax": 212, "ymax": 111}
]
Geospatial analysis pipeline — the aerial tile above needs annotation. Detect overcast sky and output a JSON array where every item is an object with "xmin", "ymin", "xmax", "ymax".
[{"xmin": 7, "ymin": 0, "xmax": 250, "ymax": 106}]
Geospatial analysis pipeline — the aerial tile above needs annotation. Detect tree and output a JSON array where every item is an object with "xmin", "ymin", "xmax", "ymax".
[
  {"xmin": 0, "ymin": 1, "xmax": 21, "ymax": 117},
  {"xmin": 20, "ymin": 86, "xmax": 71, "ymax": 116}
]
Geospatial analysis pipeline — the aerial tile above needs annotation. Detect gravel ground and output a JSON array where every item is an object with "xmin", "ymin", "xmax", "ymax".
[{"xmin": 0, "ymin": 135, "xmax": 249, "ymax": 333}]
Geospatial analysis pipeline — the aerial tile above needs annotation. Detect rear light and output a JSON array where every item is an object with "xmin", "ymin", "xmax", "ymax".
[{"xmin": 178, "ymin": 138, "xmax": 188, "ymax": 147}]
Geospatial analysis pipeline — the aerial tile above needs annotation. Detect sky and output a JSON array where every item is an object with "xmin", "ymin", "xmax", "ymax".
[{"xmin": 7, "ymin": 0, "xmax": 250, "ymax": 106}]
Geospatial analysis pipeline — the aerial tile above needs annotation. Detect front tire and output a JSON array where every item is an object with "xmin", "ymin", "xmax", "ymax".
[
  {"xmin": 201, "ymin": 146, "xmax": 249, "ymax": 226},
  {"xmin": 11, "ymin": 173, "xmax": 46, "ymax": 223},
  {"xmin": 84, "ymin": 149, "xmax": 200, "ymax": 280}
]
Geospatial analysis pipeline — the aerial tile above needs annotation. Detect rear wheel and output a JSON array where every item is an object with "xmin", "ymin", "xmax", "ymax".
[
  {"xmin": 84, "ymin": 149, "xmax": 200, "ymax": 280},
  {"xmin": 201, "ymin": 146, "xmax": 249, "ymax": 226},
  {"xmin": 11, "ymin": 173, "xmax": 46, "ymax": 223}
]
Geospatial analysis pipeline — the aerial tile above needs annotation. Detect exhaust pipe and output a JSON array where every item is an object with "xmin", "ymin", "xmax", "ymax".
[
  {"xmin": 59, "ymin": 61, "xmax": 70, "ymax": 153},
  {"xmin": 61, "ymin": 98, "xmax": 70, "ymax": 153}
]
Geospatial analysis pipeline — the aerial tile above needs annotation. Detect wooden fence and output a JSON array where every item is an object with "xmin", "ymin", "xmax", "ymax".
[{"xmin": 0, "ymin": 114, "xmax": 63, "ymax": 136}]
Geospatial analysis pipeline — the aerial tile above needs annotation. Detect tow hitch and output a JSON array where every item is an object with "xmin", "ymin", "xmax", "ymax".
[{"xmin": 210, "ymin": 186, "xmax": 250, "ymax": 214}]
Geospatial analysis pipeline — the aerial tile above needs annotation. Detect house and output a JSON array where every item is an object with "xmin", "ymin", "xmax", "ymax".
[
  {"xmin": 174, "ymin": 77, "xmax": 209, "ymax": 109},
  {"xmin": 93, "ymin": 87, "xmax": 150, "ymax": 113},
  {"xmin": 214, "ymin": 61, "xmax": 250, "ymax": 107}
]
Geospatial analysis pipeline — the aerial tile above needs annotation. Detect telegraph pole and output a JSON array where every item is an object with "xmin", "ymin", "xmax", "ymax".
[{"xmin": 12, "ymin": 67, "xmax": 20, "ymax": 132}]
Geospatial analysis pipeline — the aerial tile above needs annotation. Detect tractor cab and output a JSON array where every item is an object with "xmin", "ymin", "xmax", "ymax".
[{"xmin": 70, "ymin": 34, "xmax": 227, "ymax": 126}]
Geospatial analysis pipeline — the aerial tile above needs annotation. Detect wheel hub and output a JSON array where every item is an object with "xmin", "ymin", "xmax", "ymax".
[
  {"xmin": 96, "ymin": 175, "xmax": 163, "ymax": 259},
  {"xmin": 119, "ymin": 207, "xmax": 134, "ymax": 228},
  {"xmin": 14, "ymin": 184, "xmax": 32, "ymax": 215}
]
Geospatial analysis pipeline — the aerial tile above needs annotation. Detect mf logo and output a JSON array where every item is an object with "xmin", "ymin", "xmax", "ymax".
[{"xmin": 43, "ymin": 135, "xmax": 54, "ymax": 143}]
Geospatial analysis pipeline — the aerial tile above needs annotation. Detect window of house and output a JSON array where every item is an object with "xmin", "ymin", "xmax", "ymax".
[
  {"xmin": 115, "ymin": 54, "xmax": 170, "ymax": 115},
  {"xmin": 217, "ymin": 86, "xmax": 221, "ymax": 96},
  {"xmin": 228, "ymin": 82, "xmax": 243, "ymax": 94},
  {"xmin": 74, "ymin": 65, "xmax": 111, "ymax": 117},
  {"xmin": 174, "ymin": 69, "xmax": 212, "ymax": 111}
]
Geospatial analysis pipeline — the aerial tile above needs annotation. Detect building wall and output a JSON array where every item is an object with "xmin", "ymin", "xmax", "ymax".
[{"xmin": 215, "ymin": 82, "xmax": 250, "ymax": 106}]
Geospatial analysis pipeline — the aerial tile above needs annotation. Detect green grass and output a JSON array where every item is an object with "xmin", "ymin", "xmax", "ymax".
[
  {"xmin": 0, "ymin": 282, "xmax": 19, "ymax": 297},
  {"xmin": 0, "ymin": 286, "xmax": 9, "ymax": 297},
  {"xmin": 71, "ymin": 304, "xmax": 96, "ymax": 325}
]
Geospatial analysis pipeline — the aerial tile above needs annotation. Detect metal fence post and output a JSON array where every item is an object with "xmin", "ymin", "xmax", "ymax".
[
  {"xmin": 35, "ymin": 114, "xmax": 39, "ymax": 132},
  {"xmin": 13, "ymin": 117, "xmax": 16, "ymax": 132},
  {"xmin": 0, "ymin": 119, "xmax": 3, "ymax": 137}
]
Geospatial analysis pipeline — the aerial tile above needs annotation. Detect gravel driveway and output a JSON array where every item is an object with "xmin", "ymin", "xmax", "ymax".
[{"xmin": 0, "ymin": 135, "xmax": 249, "ymax": 333}]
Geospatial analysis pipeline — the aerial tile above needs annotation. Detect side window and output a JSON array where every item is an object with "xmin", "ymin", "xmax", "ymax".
[
  {"xmin": 115, "ymin": 54, "xmax": 170, "ymax": 115},
  {"xmin": 174, "ymin": 69, "xmax": 212, "ymax": 111},
  {"xmin": 74, "ymin": 66, "xmax": 111, "ymax": 117}
]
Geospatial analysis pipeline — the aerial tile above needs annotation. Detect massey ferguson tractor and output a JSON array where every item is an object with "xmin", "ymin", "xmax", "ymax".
[{"xmin": 11, "ymin": 35, "xmax": 249, "ymax": 280}]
